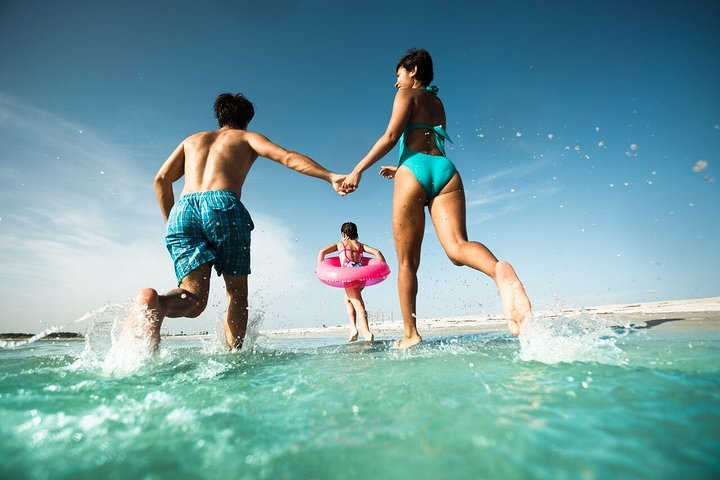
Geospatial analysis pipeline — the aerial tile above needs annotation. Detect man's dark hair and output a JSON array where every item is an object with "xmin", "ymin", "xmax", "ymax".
[
  {"xmin": 396, "ymin": 48, "xmax": 434, "ymax": 85},
  {"xmin": 341, "ymin": 222, "xmax": 359, "ymax": 240},
  {"xmin": 214, "ymin": 93, "xmax": 255, "ymax": 129}
]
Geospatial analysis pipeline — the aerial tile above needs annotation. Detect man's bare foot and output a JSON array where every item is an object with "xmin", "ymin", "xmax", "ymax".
[
  {"xmin": 394, "ymin": 333, "xmax": 422, "ymax": 349},
  {"xmin": 131, "ymin": 288, "xmax": 163, "ymax": 350},
  {"xmin": 363, "ymin": 331, "xmax": 374, "ymax": 342},
  {"xmin": 495, "ymin": 261, "xmax": 532, "ymax": 336},
  {"xmin": 348, "ymin": 328, "xmax": 359, "ymax": 342}
]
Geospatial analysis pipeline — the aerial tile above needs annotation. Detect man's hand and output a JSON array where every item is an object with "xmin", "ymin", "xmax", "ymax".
[{"xmin": 330, "ymin": 174, "xmax": 349, "ymax": 196}]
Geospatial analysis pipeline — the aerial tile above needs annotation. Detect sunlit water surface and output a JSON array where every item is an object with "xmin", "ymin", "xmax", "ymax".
[{"xmin": 1, "ymin": 309, "xmax": 718, "ymax": 479}]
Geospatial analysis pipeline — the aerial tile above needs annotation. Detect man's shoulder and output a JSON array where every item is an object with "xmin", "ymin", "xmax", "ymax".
[
  {"xmin": 183, "ymin": 130, "xmax": 216, "ymax": 142},
  {"xmin": 183, "ymin": 129, "xmax": 254, "ymax": 143}
]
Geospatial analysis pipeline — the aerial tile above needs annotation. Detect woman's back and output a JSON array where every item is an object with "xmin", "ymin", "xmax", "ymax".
[{"xmin": 403, "ymin": 88, "xmax": 447, "ymax": 156}]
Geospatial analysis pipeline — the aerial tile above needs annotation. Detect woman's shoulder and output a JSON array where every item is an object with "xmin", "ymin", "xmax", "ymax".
[{"xmin": 394, "ymin": 88, "xmax": 417, "ymax": 101}]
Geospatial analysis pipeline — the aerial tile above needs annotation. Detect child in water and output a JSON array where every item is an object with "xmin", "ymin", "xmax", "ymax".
[{"xmin": 317, "ymin": 222, "xmax": 385, "ymax": 342}]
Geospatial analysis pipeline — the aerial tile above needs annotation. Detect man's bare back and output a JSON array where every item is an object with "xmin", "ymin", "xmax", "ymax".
[{"xmin": 179, "ymin": 129, "xmax": 259, "ymax": 195}]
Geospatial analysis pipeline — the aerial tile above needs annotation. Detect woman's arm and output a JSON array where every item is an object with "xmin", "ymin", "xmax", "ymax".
[
  {"xmin": 361, "ymin": 244, "xmax": 386, "ymax": 263},
  {"xmin": 317, "ymin": 243, "xmax": 340, "ymax": 264},
  {"xmin": 342, "ymin": 90, "xmax": 414, "ymax": 191}
]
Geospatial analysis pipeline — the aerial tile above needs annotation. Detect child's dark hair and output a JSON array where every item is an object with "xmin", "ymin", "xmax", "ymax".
[
  {"xmin": 396, "ymin": 48, "xmax": 434, "ymax": 85},
  {"xmin": 213, "ymin": 93, "xmax": 255, "ymax": 129},
  {"xmin": 341, "ymin": 222, "xmax": 358, "ymax": 240}
]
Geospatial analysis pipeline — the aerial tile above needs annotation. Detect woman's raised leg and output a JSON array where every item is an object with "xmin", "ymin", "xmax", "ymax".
[{"xmin": 429, "ymin": 174, "xmax": 532, "ymax": 335}]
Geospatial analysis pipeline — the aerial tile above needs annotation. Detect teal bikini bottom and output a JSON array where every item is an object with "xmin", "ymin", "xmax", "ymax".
[{"xmin": 399, "ymin": 151, "xmax": 457, "ymax": 203}]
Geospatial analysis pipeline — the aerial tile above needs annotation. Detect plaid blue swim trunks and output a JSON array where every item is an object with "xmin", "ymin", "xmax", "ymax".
[{"xmin": 165, "ymin": 190, "xmax": 254, "ymax": 284}]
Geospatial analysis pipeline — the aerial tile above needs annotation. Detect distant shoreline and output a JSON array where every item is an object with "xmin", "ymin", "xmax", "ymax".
[
  {"xmin": 0, "ymin": 332, "xmax": 84, "ymax": 340},
  {"xmin": 3, "ymin": 297, "xmax": 718, "ymax": 340},
  {"xmin": 260, "ymin": 296, "xmax": 720, "ymax": 339}
]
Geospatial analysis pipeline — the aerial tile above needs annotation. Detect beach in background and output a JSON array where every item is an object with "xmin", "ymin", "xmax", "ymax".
[{"xmin": 259, "ymin": 296, "xmax": 720, "ymax": 339}]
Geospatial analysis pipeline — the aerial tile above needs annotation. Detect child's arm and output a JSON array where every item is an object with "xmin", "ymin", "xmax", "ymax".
[
  {"xmin": 317, "ymin": 244, "xmax": 339, "ymax": 265},
  {"xmin": 361, "ymin": 244, "xmax": 386, "ymax": 263}
]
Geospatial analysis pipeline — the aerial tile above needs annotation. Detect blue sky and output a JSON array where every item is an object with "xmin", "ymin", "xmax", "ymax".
[{"xmin": 1, "ymin": 0, "xmax": 718, "ymax": 334}]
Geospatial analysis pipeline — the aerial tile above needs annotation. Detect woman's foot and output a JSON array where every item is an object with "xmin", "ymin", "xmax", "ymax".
[
  {"xmin": 495, "ymin": 261, "xmax": 532, "ymax": 336},
  {"xmin": 394, "ymin": 333, "xmax": 422, "ymax": 349},
  {"xmin": 363, "ymin": 331, "xmax": 374, "ymax": 342}
]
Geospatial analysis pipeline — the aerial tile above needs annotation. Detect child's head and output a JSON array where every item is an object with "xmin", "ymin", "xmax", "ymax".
[{"xmin": 341, "ymin": 222, "xmax": 358, "ymax": 240}]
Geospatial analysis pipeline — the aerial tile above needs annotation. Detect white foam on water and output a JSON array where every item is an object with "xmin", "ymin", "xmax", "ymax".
[{"xmin": 519, "ymin": 313, "xmax": 628, "ymax": 365}]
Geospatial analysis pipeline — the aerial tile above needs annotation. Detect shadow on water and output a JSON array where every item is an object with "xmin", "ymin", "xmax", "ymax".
[
  {"xmin": 258, "ymin": 331, "xmax": 514, "ymax": 356},
  {"xmin": 612, "ymin": 317, "xmax": 685, "ymax": 332}
]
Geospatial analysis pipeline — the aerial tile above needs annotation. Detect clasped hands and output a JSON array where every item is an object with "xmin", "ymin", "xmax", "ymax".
[{"xmin": 330, "ymin": 166, "xmax": 399, "ymax": 196}]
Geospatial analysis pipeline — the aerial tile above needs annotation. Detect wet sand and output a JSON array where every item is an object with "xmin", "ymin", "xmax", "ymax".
[{"xmin": 260, "ymin": 297, "xmax": 720, "ymax": 339}]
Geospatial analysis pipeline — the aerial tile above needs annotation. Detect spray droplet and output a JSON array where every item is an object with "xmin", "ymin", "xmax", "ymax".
[{"xmin": 693, "ymin": 160, "xmax": 708, "ymax": 173}]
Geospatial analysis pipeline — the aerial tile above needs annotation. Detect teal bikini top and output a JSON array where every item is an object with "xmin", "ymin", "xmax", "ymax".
[{"xmin": 398, "ymin": 85, "xmax": 453, "ymax": 163}]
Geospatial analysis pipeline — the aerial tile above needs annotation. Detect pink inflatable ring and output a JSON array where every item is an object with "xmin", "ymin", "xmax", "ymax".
[{"xmin": 316, "ymin": 257, "xmax": 391, "ymax": 288}]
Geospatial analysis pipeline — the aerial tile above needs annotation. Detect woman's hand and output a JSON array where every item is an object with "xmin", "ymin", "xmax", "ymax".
[
  {"xmin": 341, "ymin": 171, "xmax": 362, "ymax": 193},
  {"xmin": 379, "ymin": 166, "xmax": 398, "ymax": 179}
]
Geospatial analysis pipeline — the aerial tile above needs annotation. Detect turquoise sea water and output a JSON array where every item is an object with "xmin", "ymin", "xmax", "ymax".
[{"xmin": 1, "ymin": 310, "xmax": 719, "ymax": 479}]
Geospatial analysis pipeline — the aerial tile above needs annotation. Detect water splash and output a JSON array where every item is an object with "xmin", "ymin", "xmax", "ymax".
[
  {"xmin": 519, "ymin": 313, "xmax": 628, "ymax": 365},
  {"xmin": 0, "ymin": 301, "xmax": 162, "ymax": 374},
  {"xmin": 73, "ymin": 302, "xmax": 162, "ymax": 375},
  {"xmin": 0, "ymin": 303, "xmax": 116, "ymax": 349}
]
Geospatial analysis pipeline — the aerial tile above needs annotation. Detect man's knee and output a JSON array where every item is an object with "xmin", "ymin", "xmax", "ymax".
[{"xmin": 226, "ymin": 288, "xmax": 248, "ymax": 306}]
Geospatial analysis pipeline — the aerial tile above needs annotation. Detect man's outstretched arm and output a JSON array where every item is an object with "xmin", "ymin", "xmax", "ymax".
[
  {"xmin": 154, "ymin": 142, "xmax": 186, "ymax": 221},
  {"xmin": 247, "ymin": 133, "xmax": 346, "ymax": 194}
]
